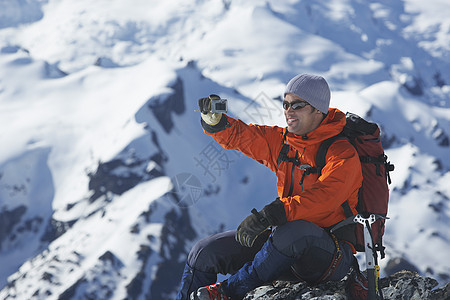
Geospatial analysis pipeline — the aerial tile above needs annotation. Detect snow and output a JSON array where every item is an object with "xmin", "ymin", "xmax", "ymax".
[
  {"xmin": 0, "ymin": 0, "xmax": 449, "ymax": 298},
  {"xmin": 403, "ymin": 0, "xmax": 450, "ymax": 62}
]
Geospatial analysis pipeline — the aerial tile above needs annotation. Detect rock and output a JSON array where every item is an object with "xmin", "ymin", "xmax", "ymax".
[
  {"xmin": 243, "ymin": 270, "xmax": 449, "ymax": 300},
  {"xmin": 379, "ymin": 271, "xmax": 449, "ymax": 300}
]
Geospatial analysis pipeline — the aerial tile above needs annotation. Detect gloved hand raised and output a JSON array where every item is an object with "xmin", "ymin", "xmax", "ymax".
[
  {"xmin": 198, "ymin": 94, "xmax": 223, "ymax": 126},
  {"xmin": 236, "ymin": 198, "xmax": 287, "ymax": 247}
]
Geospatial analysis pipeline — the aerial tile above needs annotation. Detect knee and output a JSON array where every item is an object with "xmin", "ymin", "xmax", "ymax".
[
  {"xmin": 271, "ymin": 220, "xmax": 330, "ymax": 257},
  {"xmin": 273, "ymin": 220, "xmax": 323, "ymax": 239},
  {"xmin": 187, "ymin": 236, "xmax": 217, "ymax": 269},
  {"xmin": 187, "ymin": 231, "xmax": 235, "ymax": 273}
]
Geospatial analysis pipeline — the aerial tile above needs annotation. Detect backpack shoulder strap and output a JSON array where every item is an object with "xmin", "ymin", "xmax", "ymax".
[
  {"xmin": 316, "ymin": 133, "xmax": 354, "ymax": 219},
  {"xmin": 315, "ymin": 133, "xmax": 348, "ymax": 175},
  {"xmin": 277, "ymin": 129, "xmax": 291, "ymax": 166},
  {"xmin": 277, "ymin": 128, "xmax": 302, "ymax": 167}
]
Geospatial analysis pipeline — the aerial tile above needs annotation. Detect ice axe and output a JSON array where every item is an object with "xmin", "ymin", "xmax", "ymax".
[
  {"xmin": 331, "ymin": 213, "xmax": 387, "ymax": 299},
  {"xmin": 354, "ymin": 214, "xmax": 387, "ymax": 300}
]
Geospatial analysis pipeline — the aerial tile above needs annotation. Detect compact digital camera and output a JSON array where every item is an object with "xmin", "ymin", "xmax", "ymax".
[{"xmin": 211, "ymin": 99, "xmax": 228, "ymax": 113}]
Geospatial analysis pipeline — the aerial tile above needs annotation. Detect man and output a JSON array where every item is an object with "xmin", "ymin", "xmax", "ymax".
[{"xmin": 177, "ymin": 74, "xmax": 363, "ymax": 300}]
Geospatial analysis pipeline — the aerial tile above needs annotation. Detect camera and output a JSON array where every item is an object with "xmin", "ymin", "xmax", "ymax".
[{"xmin": 211, "ymin": 99, "xmax": 228, "ymax": 113}]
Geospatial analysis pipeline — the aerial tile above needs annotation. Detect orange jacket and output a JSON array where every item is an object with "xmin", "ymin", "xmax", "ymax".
[{"xmin": 204, "ymin": 108, "xmax": 363, "ymax": 228}]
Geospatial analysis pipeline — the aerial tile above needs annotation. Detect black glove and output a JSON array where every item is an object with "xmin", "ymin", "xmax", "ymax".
[
  {"xmin": 235, "ymin": 198, "xmax": 287, "ymax": 247},
  {"xmin": 198, "ymin": 94, "xmax": 220, "ymax": 114}
]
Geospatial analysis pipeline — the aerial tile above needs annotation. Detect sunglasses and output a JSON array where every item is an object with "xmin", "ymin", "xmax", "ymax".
[{"xmin": 282, "ymin": 100, "xmax": 310, "ymax": 110}]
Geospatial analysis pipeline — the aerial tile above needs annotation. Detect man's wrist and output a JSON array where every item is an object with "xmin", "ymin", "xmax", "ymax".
[
  {"xmin": 261, "ymin": 198, "xmax": 287, "ymax": 226},
  {"xmin": 201, "ymin": 114, "xmax": 228, "ymax": 133}
]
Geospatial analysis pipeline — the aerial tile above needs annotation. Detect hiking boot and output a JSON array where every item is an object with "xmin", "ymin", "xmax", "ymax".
[
  {"xmin": 190, "ymin": 282, "xmax": 232, "ymax": 300},
  {"xmin": 346, "ymin": 268, "xmax": 369, "ymax": 300}
]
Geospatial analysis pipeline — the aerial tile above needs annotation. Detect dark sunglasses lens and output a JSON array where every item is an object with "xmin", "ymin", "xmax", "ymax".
[
  {"xmin": 291, "ymin": 102, "xmax": 307, "ymax": 110},
  {"xmin": 283, "ymin": 101, "xmax": 307, "ymax": 110}
]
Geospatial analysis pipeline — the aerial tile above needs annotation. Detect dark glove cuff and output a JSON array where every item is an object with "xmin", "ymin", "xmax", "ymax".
[
  {"xmin": 261, "ymin": 198, "xmax": 287, "ymax": 226},
  {"xmin": 201, "ymin": 114, "xmax": 228, "ymax": 133}
]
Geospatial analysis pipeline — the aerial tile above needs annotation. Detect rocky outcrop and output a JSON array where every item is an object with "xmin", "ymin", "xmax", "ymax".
[{"xmin": 243, "ymin": 271, "xmax": 449, "ymax": 300}]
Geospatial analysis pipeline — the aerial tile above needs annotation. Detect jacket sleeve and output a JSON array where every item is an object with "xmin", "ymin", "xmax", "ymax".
[
  {"xmin": 281, "ymin": 140, "xmax": 362, "ymax": 227},
  {"xmin": 201, "ymin": 115, "xmax": 281, "ymax": 172}
]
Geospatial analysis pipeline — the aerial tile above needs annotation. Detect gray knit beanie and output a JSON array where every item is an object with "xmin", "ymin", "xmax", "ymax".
[{"xmin": 284, "ymin": 74, "xmax": 330, "ymax": 114}]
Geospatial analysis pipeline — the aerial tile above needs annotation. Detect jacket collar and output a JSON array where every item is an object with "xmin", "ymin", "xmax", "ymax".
[{"xmin": 284, "ymin": 108, "xmax": 346, "ymax": 147}]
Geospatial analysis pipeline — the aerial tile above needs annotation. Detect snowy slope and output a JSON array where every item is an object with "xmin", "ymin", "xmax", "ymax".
[{"xmin": 0, "ymin": 0, "xmax": 449, "ymax": 299}]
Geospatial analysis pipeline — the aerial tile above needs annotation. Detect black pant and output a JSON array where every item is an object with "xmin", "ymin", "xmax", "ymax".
[{"xmin": 177, "ymin": 220, "xmax": 354, "ymax": 299}]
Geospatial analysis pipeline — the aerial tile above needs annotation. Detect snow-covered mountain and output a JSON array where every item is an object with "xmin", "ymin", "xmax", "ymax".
[{"xmin": 0, "ymin": 0, "xmax": 449, "ymax": 299}]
